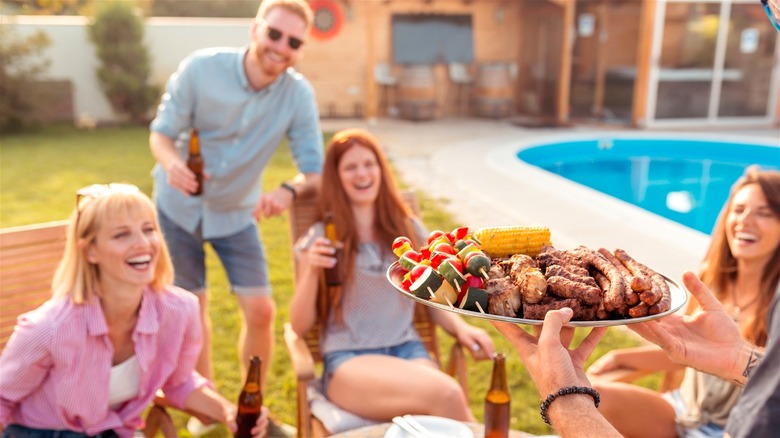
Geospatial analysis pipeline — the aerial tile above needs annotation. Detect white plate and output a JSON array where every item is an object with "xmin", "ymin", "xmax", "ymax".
[
  {"xmin": 384, "ymin": 416, "xmax": 473, "ymax": 438},
  {"xmin": 387, "ymin": 261, "xmax": 688, "ymax": 327}
]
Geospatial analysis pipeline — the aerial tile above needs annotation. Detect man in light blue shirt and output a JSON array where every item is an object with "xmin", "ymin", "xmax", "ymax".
[{"xmin": 149, "ymin": 0, "xmax": 323, "ymax": 414}]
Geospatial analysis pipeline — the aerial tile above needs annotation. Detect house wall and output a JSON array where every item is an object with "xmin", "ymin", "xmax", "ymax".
[{"xmin": 4, "ymin": 1, "xmax": 525, "ymax": 124}]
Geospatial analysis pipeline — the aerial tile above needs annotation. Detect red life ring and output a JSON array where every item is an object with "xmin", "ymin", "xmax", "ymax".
[{"xmin": 309, "ymin": 0, "xmax": 343, "ymax": 40}]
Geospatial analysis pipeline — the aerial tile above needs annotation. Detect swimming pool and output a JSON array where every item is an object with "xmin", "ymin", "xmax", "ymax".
[{"xmin": 518, "ymin": 137, "xmax": 780, "ymax": 234}]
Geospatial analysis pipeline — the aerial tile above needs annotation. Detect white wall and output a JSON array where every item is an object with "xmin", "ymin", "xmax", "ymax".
[{"xmin": 4, "ymin": 15, "xmax": 253, "ymax": 123}]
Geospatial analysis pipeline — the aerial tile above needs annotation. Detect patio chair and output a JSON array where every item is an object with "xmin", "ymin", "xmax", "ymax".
[
  {"xmin": 374, "ymin": 63, "xmax": 398, "ymax": 116},
  {"xmin": 283, "ymin": 190, "xmax": 469, "ymax": 437},
  {"xmin": 448, "ymin": 62, "xmax": 473, "ymax": 115}
]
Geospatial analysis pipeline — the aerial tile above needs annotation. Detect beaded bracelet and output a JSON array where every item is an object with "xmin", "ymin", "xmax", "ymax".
[{"xmin": 540, "ymin": 386, "xmax": 600, "ymax": 426}]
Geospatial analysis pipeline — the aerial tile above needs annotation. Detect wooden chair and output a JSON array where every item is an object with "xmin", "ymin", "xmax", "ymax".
[
  {"xmin": 283, "ymin": 190, "xmax": 469, "ymax": 437},
  {"xmin": 0, "ymin": 221, "xmax": 215, "ymax": 437}
]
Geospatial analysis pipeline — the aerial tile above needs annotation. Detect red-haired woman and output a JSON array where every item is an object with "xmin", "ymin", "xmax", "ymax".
[{"xmin": 289, "ymin": 128, "xmax": 495, "ymax": 424}]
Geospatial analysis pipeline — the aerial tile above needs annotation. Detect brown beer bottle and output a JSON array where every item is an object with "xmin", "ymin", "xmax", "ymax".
[
  {"xmin": 323, "ymin": 212, "xmax": 343, "ymax": 286},
  {"xmin": 235, "ymin": 356, "xmax": 262, "ymax": 438},
  {"xmin": 187, "ymin": 128, "xmax": 204, "ymax": 195},
  {"xmin": 484, "ymin": 353, "xmax": 510, "ymax": 438}
]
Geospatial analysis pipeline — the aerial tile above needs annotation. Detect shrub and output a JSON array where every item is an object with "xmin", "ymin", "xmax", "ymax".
[
  {"xmin": 0, "ymin": 26, "xmax": 52, "ymax": 133},
  {"xmin": 88, "ymin": 1, "xmax": 158, "ymax": 123}
]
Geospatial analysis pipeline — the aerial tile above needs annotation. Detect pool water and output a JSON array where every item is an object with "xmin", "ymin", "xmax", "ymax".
[{"xmin": 518, "ymin": 138, "xmax": 780, "ymax": 234}]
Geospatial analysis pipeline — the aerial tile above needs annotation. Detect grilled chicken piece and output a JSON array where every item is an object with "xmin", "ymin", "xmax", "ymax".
[
  {"xmin": 486, "ymin": 276, "xmax": 521, "ymax": 317},
  {"xmin": 488, "ymin": 264, "xmax": 506, "ymax": 280},
  {"xmin": 508, "ymin": 254, "xmax": 547, "ymax": 304}
]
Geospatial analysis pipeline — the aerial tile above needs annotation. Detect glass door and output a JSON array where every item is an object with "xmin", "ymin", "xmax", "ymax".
[{"xmin": 647, "ymin": 0, "xmax": 779, "ymax": 126}]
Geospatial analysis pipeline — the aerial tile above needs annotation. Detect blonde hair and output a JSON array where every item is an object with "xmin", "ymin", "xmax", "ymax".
[
  {"xmin": 257, "ymin": 0, "xmax": 314, "ymax": 28},
  {"xmin": 52, "ymin": 188, "xmax": 174, "ymax": 304}
]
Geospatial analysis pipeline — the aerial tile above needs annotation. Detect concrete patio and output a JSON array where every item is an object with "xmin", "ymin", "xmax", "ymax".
[{"xmin": 321, "ymin": 117, "xmax": 780, "ymax": 287}]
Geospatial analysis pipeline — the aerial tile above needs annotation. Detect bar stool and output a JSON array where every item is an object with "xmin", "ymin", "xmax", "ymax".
[
  {"xmin": 374, "ymin": 63, "xmax": 398, "ymax": 116},
  {"xmin": 448, "ymin": 63, "xmax": 473, "ymax": 116}
]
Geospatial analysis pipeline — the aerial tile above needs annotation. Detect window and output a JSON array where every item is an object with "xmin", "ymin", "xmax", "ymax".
[{"xmin": 392, "ymin": 14, "xmax": 474, "ymax": 64}]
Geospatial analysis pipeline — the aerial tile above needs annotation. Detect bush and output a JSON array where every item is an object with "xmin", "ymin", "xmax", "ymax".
[
  {"xmin": 88, "ymin": 2, "xmax": 158, "ymax": 123},
  {"xmin": 0, "ymin": 26, "xmax": 52, "ymax": 133}
]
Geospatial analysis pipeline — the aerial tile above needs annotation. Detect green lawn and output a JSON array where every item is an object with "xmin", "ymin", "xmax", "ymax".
[{"xmin": 0, "ymin": 125, "xmax": 653, "ymax": 436}]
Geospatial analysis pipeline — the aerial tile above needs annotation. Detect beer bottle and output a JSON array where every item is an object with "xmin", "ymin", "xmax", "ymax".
[
  {"xmin": 235, "ymin": 356, "xmax": 262, "ymax": 438},
  {"xmin": 484, "ymin": 353, "xmax": 510, "ymax": 438},
  {"xmin": 187, "ymin": 128, "xmax": 204, "ymax": 195},
  {"xmin": 323, "ymin": 212, "xmax": 343, "ymax": 286}
]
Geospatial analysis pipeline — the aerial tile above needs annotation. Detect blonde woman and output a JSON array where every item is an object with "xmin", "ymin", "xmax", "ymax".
[{"xmin": 0, "ymin": 184, "xmax": 267, "ymax": 437}]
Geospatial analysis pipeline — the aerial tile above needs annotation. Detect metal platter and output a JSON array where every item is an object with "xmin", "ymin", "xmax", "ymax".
[{"xmin": 386, "ymin": 261, "xmax": 688, "ymax": 327}]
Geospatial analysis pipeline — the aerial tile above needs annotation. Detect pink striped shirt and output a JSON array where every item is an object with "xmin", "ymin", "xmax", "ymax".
[{"xmin": 0, "ymin": 286, "xmax": 208, "ymax": 437}]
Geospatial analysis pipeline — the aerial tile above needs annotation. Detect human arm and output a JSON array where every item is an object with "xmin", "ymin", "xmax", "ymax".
[
  {"xmin": 182, "ymin": 389, "xmax": 269, "ymax": 437},
  {"xmin": 428, "ymin": 309, "xmax": 494, "ymax": 360},
  {"xmin": 587, "ymin": 345, "xmax": 683, "ymax": 378},
  {"xmin": 0, "ymin": 304, "xmax": 55, "ymax": 425},
  {"xmin": 288, "ymin": 227, "xmax": 334, "ymax": 336},
  {"xmin": 629, "ymin": 271, "xmax": 758, "ymax": 386},
  {"xmin": 149, "ymin": 131, "xmax": 204, "ymax": 196},
  {"xmin": 491, "ymin": 309, "xmax": 620, "ymax": 437},
  {"xmin": 254, "ymin": 172, "xmax": 321, "ymax": 220}
]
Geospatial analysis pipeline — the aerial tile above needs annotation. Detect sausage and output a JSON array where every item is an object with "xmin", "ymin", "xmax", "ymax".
[
  {"xmin": 545, "ymin": 264, "xmax": 599, "ymax": 288},
  {"xmin": 628, "ymin": 302, "xmax": 650, "ymax": 318},
  {"xmin": 523, "ymin": 296, "xmax": 598, "ymax": 321},
  {"xmin": 573, "ymin": 246, "xmax": 629, "ymax": 314},
  {"xmin": 648, "ymin": 274, "xmax": 672, "ymax": 315},
  {"xmin": 597, "ymin": 248, "xmax": 641, "ymax": 305},
  {"xmin": 615, "ymin": 249, "xmax": 671, "ymax": 310},
  {"xmin": 546, "ymin": 275, "xmax": 602, "ymax": 305}
]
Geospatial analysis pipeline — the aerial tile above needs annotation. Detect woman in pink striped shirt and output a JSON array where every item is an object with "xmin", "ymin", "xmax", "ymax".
[{"xmin": 0, "ymin": 184, "xmax": 268, "ymax": 437}]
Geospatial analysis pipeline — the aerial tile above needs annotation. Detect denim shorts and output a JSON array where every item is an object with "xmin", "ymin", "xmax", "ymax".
[
  {"xmin": 321, "ymin": 339, "xmax": 431, "ymax": 391},
  {"xmin": 2, "ymin": 425, "xmax": 117, "ymax": 438},
  {"xmin": 663, "ymin": 390, "xmax": 725, "ymax": 438},
  {"xmin": 158, "ymin": 209, "xmax": 270, "ymax": 296}
]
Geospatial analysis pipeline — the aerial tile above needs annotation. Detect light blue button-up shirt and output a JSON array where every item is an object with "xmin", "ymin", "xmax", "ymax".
[{"xmin": 150, "ymin": 46, "xmax": 324, "ymax": 239}]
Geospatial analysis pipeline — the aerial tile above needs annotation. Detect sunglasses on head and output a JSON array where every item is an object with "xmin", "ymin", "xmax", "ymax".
[
  {"xmin": 76, "ymin": 183, "xmax": 140, "ymax": 213},
  {"xmin": 262, "ymin": 20, "xmax": 304, "ymax": 50}
]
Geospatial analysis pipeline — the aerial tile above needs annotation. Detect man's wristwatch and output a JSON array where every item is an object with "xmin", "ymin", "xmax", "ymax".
[{"xmin": 280, "ymin": 182, "xmax": 297, "ymax": 199}]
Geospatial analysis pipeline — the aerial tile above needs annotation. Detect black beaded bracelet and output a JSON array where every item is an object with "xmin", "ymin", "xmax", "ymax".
[
  {"xmin": 540, "ymin": 386, "xmax": 600, "ymax": 426},
  {"xmin": 280, "ymin": 182, "xmax": 297, "ymax": 200}
]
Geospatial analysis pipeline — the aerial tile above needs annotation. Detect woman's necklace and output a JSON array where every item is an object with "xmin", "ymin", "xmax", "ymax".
[{"xmin": 730, "ymin": 282, "xmax": 760, "ymax": 322}]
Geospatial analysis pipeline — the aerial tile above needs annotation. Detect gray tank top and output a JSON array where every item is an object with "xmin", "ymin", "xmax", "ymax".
[{"xmin": 295, "ymin": 220, "xmax": 427, "ymax": 355}]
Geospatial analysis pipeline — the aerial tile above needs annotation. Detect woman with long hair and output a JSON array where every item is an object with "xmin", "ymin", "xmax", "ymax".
[
  {"xmin": 0, "ymin": 184, "xmax": 267, "ymax": 437},
  {"xmin": 588, "ymin": 167, "xmax": 780, "ymax": 437},
  {"xmin": 289, "ymin": 129, "xmax": 495, "ymax": 422}
]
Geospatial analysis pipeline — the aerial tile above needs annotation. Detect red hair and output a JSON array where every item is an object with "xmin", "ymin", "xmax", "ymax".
[{"xmin": 316, "ymin": 129, "xmax": 422, "ymax": 325}]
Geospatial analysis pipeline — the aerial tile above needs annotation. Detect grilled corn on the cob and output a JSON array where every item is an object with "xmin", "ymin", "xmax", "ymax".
[{"xmin": 473, "ymin": 226, "xmax": 551, "ymax": 258}]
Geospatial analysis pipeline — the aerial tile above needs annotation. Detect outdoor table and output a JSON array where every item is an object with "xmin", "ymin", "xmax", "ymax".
[{"xmin": 329, "ymin": 421, "xmax": 537, "ymax": 437}]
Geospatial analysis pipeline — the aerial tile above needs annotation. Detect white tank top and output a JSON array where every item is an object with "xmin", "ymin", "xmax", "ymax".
[{"xmin": 108, "ymin": 355, "xmax": 141, "ymax": 410}]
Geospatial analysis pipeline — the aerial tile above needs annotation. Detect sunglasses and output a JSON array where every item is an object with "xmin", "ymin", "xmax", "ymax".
[
  {"xmin": 76, "ymin": 183, "xmax": 140, "ymax": 213},
  {"xmin": 261, "ymin": 20, "xmax": 304, "ymax": 50},
  {"xmin": 762, "ymin": 0, "xmax": 780, "ymax": 32}
]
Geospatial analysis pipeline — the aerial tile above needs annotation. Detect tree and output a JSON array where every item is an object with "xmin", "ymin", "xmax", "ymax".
[
  {"xmin": 88, "ymin": 1, "xmax": 158, "ymax": 123},
  {"xmin": 0, "ymin": 25, "xmax": 52, "ymax": 133}
]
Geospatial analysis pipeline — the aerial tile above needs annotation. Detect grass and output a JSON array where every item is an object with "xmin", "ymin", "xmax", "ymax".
[{"xmin": 0, "ymin": 125, "xmax": 653, "ymax": 436}]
